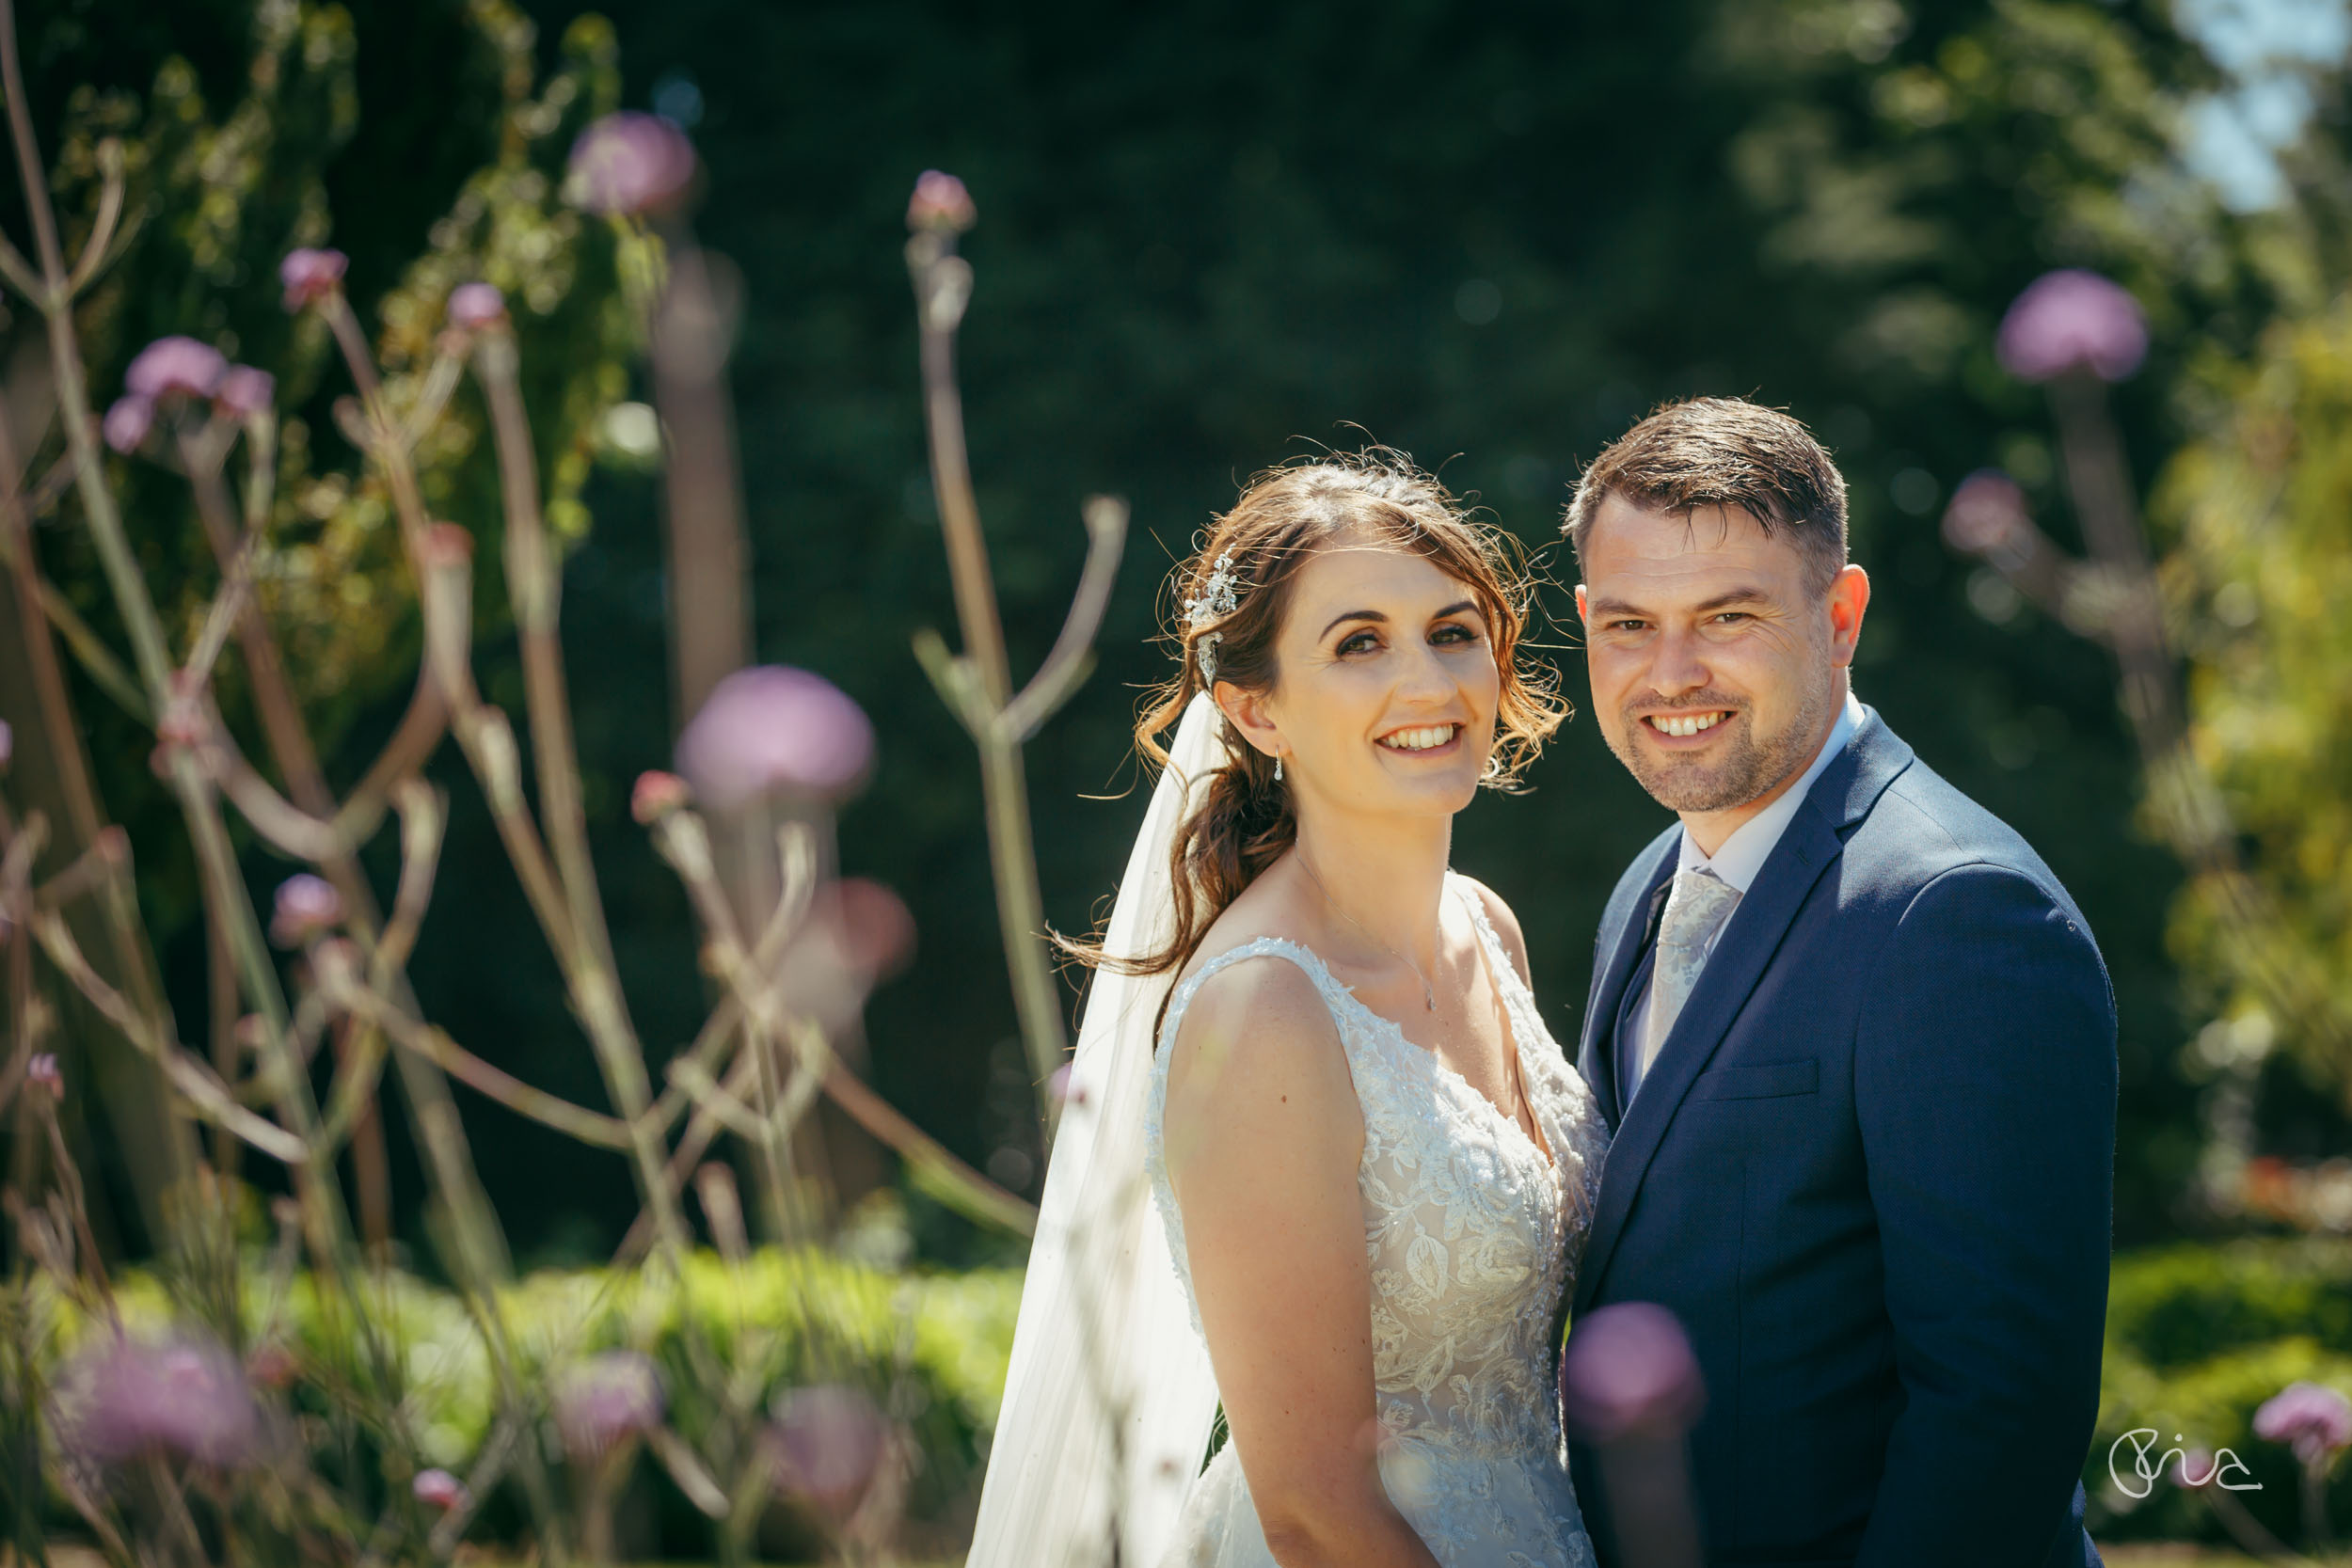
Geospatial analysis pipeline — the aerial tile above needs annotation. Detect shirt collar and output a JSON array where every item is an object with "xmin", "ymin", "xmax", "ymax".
[{"xmin": 1677, "ymin": 688, "xmax": 1868, "ymax": 894}]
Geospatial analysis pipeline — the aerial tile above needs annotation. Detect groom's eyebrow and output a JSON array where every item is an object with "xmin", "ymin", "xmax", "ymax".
[{"xmin": 1585, "ymin": 587, "xmax": 1772, "ymax": 619}]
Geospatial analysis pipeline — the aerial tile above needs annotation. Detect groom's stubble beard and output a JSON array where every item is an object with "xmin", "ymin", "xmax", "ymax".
[{"xmin": 1610, "ymin": 670, "xmax": 1833, "ymax": 816}]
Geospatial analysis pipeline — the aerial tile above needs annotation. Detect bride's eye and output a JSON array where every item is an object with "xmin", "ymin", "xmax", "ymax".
[
  {"xmin": 1430, "ymin": 622, "xmax": 1481, "ymax": 645},
  {"xmin": 1336, "ymin": 629, "xmax": 1381, "ymax": 657}
]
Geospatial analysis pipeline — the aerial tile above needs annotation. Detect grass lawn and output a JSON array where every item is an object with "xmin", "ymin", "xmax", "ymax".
[{"xmin": 2097, "ymin": 1547, "xmax": 2276, "ymax": 1567}]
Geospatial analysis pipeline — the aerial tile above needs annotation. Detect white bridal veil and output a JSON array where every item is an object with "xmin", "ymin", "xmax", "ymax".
[{"xmin": 966, "ymin": 693, "xmax": 1228, "ymax": 1568}]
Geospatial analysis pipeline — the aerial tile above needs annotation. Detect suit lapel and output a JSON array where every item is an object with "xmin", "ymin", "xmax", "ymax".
[
  {"xmin": 1578, "ymin": 835, "xmax": 1677, "ymax": 1134},
  {"xmin": 1573, "ymin": 713, "xmax": 1917, "ymax": 1315}
]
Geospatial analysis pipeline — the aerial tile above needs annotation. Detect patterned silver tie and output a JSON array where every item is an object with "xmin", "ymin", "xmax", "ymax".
[{"xmin": 1632, "ymin": 867, "xmax": 1743, "ymax": 1096}]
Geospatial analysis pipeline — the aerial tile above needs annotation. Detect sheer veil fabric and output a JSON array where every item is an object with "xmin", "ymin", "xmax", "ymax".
[{"xmin": 966, "ymin": 694, "xmax": 1229, "ymax": 1568}]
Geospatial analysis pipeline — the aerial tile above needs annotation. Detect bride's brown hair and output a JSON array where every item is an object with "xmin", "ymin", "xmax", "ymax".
[{"xmin": 1064, "ymin": 449, "xmax": 1567, "ymax": 990}]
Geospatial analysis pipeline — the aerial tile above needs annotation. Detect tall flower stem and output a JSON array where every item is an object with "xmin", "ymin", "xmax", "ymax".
[
  {"xmin": 906, "ymin": 225, "xmax": 1127, "ymax": 1141},
  {"xmin": 460, "ymin": 330, "xmax": 691, "ymax": 1259}
]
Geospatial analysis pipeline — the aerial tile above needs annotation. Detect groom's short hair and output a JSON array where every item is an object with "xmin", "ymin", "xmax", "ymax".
[{"xmin": 1565, "ymin": 397, "xmax": 1849, "ymax": 594}]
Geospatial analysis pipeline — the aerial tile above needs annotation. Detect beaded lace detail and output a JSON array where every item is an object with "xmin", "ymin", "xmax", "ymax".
[{"xmin": 1142, "ymin": 879, "xmax": 1609, "ymax": 1567}]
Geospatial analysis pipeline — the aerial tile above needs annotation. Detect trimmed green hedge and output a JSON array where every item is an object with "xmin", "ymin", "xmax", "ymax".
[{"xmin": 2091, "ymin": 1239, "xmax": 2352, "ymax": 1545}]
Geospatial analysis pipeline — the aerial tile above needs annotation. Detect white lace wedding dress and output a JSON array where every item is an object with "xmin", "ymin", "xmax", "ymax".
[{"xmin": 1142, "ymin": 879, "xmax": 1611, "ymax": 1568}]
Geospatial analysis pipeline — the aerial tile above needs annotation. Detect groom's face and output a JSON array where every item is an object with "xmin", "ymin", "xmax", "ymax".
[{"xmin": 1576, "ymin": 496, "xmax": 1862, "ymax": 821}]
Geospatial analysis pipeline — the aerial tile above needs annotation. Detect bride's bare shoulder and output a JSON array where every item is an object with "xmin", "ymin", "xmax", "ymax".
[{"xmin": 1165, "ymin": 930, "xmax": 1349, "ymax": 1121}]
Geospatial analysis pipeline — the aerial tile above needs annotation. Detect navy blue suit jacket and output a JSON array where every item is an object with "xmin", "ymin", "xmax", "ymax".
[{"xmin": 1565, "ymin": 710, "xmax": 2116, "ymax": 1568}]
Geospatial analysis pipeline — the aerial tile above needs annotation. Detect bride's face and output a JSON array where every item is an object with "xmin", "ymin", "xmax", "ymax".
[{"xmin": 1225, "ymin": 533, "xmax": 1501, "ymax": 821}]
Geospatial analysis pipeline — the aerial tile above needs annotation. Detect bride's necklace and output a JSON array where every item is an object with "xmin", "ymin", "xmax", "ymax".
[{"xmin": 1295, "ymin": 850, "xmax": 1438, "ymax": 1012}]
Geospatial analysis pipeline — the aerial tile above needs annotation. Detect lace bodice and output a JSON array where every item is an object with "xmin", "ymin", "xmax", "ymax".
[{"xmin": 1142, "ymin": 880, "xmax": 1610, "ymax": 1566}]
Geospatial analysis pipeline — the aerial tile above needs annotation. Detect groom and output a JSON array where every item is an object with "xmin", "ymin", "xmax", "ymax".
[{"xmin": 1560, "ymin": 398, "xmax": 2116, "ymax": 1567}]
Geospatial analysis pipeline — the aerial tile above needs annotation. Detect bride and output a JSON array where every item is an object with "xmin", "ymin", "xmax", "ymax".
[{"xmin": 969, "ymin": 452, "xmax": 1609, "ymax": 1568}]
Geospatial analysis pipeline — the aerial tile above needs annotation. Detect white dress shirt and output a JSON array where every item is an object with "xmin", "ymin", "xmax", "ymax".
[{"xmin": 1626, "ymin": 688, "xmax": 1869, "ymax": 1096}]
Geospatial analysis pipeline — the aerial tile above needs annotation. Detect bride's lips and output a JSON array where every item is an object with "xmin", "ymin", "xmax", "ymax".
[
  {"xmin": 1375, "ymin": 721, "xmax": 1465, "ymax": 758},
  {"xmin": 1639, "ymin": 709, "xmax": 1736, "ymax": 748}
]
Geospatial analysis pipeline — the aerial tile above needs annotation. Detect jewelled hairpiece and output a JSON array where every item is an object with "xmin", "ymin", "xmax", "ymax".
[{"xmin": 1184, "ymin": 551, "xmax": 1243, "ymax": 686}]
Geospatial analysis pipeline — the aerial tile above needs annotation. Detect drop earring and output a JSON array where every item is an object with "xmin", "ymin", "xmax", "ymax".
[{"xmin": 1275, "ymin": 755, "xmax": 1284, "ymax": 784}]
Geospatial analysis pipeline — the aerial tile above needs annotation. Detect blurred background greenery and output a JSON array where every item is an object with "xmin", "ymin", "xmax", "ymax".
[{"xmin": 11, "ymin": 0, "xmax": 2352, "ymax": 1554}]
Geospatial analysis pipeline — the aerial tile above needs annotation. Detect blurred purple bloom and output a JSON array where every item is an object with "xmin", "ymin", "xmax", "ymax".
[
  {"xmin": 675, "ymin": 665, "xmax": 875, "ymax": 812},
  {"xmin": 413, "ymin": 1466, "xmax": 469, "ymax": 1511},
  {"xmin": 280, "ymin": 247, "xmax": 347, "ymax": 311},
  {"xmin": 269, "ymin": 874, "xmax": 343, "ymax": 948},
  {"xmin": 1560, "ymin": 1301, "xmax": 1706, "ymax": 1445},
  {"xmin": 103, "ymin": 395, "xmax": 153, "ymax": 454},
  {"xmin": 554, "ymin": 1351, "xmax": 664, "ymax": 1458},
  {"xmin": 2174, "ymin": 1446, "xmax": 2215, "ymax": 1488},
  {"xmin": 124, "ymin": 337, "xmax": 226, "ymax": 402},
  {"xmin": 2254, "ymin": 1381, "xmax": 2352, "ymax": 1465},
  {"xmin": 771, "ymin": 1384, "xmax": 886, "ymax": 1517},
  {"xmin": 26, "ymin": 1053, "xmax": 59, "ymax": 1094},
  {"xmin": 1942, "ymin": 469, "xmax": 2032, "ymax": 559},
  {"xmin": 566, "ymin": 112, "xmax": 696, "ymax": 216},
  {"xmin": 1996, "ymin": 269, "xmax": 2148, "ymax": 384},
  {"xmin": 630, "ymin": 768, "xmax": 690, "ymax": 824},
  {"xmin": 215, "ymin": 365, "xmax": 275, "ymax": 419},
  {"xmin": 447, "ymin": 282, "xmax": 506, "ymax": 329},
  {"xmin": 65, "ymin": 1335, "xmax": 259, "ymax": 1467},
  {"xmin": 906, "ymin": 170, "xmax": 977, "ymax": 234}
]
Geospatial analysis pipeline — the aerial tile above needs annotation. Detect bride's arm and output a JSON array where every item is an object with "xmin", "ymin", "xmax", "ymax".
[{"xmin": 1164, "ymin": 958, "xmax": 1442, "ymax": 1568}]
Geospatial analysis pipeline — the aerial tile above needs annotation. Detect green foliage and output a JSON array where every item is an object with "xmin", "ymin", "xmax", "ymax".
[
  {"xmin": 2093, "ymin": 1239, "xmax": 2352, "ymax": 1543},
  {"xmin": 24, "ymin": 0, "xmax": 633, "ymax": 926},
  {"xmin": 2157, "ymin": 295, "xmax": 2352, "ymax": 1093}
]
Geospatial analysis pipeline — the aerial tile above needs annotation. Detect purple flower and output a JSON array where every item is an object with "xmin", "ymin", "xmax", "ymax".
[
  {"xmin": 215, "ymin": 365, "xmax": 275, "ymax": 419},
  {"xmin": 413, "ymin": 1466, "xmax": 469, "ymax": 1511},
  {"xmin": 103, "ymin": 395, "xmax": 153, "ymax": 454},
  {"xmin": 630, "ymin": 768, "xmax": 691, "ymax": 824},
  {"xmin": 269, "ymin": 874, "xmax": 343, "ymax": 949},
  {"xmin": 554, "ymin": 1351, "xmax": 664, "ymax": 1458},
  {"xmin": 1996, "ymin": 269, "xmax": 2148, "ymax": 384},
  {"xmin": 1559, "ymin": 1302, "xmax": 1707, "ymax": 1444},
  {"xmin": 771, "ymin": 1384, "xmax": 886, "ymax": 1518},
  {"xmin": 64, "ymin": 1335, "xmax": 259, "ymax": 1467},
  {"xmin": 1942, "ymin": 469, "xmax": 2031, "ymax": 559},
  {"xmin": 2253, "ymin": 1381, "xmax": 2352, "ymax": 1466},
  {"xmin": 25, "ymin": 1054, "xmax": 59, "ymax": 1094},
  {"xmin": 447, "ymin": 282, "xmax": 506, "ymax": 330},
  {"xmin": 280, "ymin": 247, "xmax": 347, "ymax": 311},
  {"xmin": 124, "ymin": 337, "xmax": 227, "ymax": 402},
  {"xmin": 565, "ymin": 112, "xmax": 697, "ymax": 216},
  {"xmin": 674, "ymin": 666, "xmax": 875, "ymax": 812},
  {"xmin": 906, "ymin": 170, "xmax": 977, "ymax": 234}
]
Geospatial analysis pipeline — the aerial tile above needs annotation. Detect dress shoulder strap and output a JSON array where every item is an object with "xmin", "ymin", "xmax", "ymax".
[
  {"xmin": 1155, "ymin": 935, "xmax": 1361, "ymax": 1058},
  {"xmin": 1452, "ymin": 874, "xmax": 1533, "ymax": 1004}
]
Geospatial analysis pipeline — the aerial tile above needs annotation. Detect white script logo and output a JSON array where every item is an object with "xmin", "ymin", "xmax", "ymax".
[{"xmin": 2108, "ymin": 1429, "xmax": 2263, "ymax": 1499}]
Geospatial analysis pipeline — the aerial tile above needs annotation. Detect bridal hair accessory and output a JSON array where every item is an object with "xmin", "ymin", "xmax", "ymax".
[{"xmin": 1184, "ymin": 551, "xmax": 1243, "ymax": 686}]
